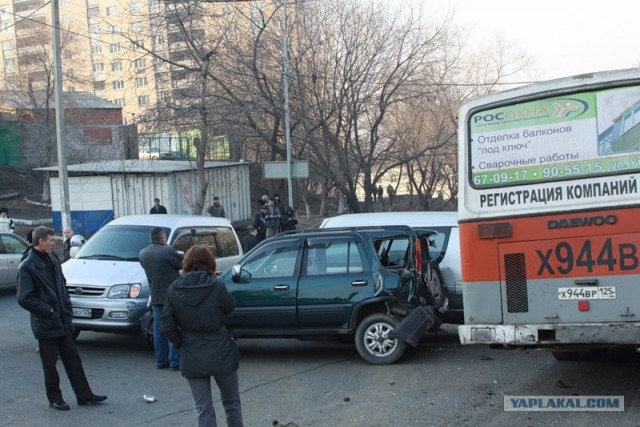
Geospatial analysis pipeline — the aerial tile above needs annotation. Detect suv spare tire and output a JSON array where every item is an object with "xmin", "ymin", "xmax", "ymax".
[
  {"xmin": 355, "ymin": 313, "xmax": 406, "ymax": 365},
  {"xmin": 424, "ymin": 261, "xmax": 448, "ymax": 310}
]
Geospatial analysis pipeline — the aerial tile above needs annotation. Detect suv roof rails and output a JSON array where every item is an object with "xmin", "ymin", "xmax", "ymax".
[{"xmin": 276, "ymin": 225, "xmax": 416, "ymax": 237}]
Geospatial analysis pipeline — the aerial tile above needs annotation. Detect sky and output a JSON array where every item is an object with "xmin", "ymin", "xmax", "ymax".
[{"xmin": 435, "ymin": 0, "xmax": 640, "ymax": 82}]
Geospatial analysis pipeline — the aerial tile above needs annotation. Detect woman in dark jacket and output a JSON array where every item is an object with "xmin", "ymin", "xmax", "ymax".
[{"xmin": 161, "ymin": 246, "xmax": 243, "ymax": 427}]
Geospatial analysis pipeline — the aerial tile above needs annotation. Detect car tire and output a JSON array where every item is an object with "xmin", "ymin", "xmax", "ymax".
[
  {"xmin": 355, "ymin": 313, "xmax": 406, "ymax": 365},
  {"xmin": 424, "ymin": 262, "xmax": 448, "ymax": 309},
  {"xmin": 135, "ymin": 324, "xmax": 154, "ymax": 351},
  {"xmin": 71, "ymin": 327, "xmax": 80, "ymax": 340}
]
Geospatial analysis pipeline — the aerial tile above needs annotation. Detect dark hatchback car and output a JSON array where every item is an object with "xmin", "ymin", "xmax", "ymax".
[{"xmin": 221, "ymin": 226, "xmax": 447, "ymax": 364}]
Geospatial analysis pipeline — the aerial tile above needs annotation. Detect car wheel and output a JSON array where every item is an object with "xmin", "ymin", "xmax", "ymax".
[
  {"xmin": 72, "ymin": 328, "xmax": 80, "ymax": 340},
  {"xmin": 135, "ymin": 324, "xmax": 154, "ymax": 351},
  {"xmin": 355, "ymin": 313, "xmax": 406, "ymax": 365},
  {"xmin": 424, "ymin": 262, "xmax": 447, "ymax": 309}
]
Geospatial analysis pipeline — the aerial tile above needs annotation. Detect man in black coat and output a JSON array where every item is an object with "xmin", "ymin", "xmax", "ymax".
[
  {"xmin": 149, "ymin": 198, "xmax": 168, "ymax": 214},
  {"xmin": 139, "ymin": 227, "xmax": 183, "ymax": 370},
  {"xmin": 62, "ymin": 227, "xmax": 74, "ymax": 262},
  {"xmin": 17, "ymin": 226, "xmax": 107, "ymax": 411},
  {"xmin": 241, "ymin": 226, "xmax": 261, "ymax": 253},
  {"xmin": 252, "ymin": 205, "xmax": 267, "ymax": 241}
]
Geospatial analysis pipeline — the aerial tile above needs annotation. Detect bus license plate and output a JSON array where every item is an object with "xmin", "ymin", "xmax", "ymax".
[
  {"xmin": 73, "ymin": 308, "xmax": 92, "ymax": 318},
  {"xmin": 558, "ymin": 286, "xmax": 616, "ymax": 300}
]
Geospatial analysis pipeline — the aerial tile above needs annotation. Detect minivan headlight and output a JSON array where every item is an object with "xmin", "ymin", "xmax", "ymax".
[{"xmin": 108, "ymin": 283, "xmax": 142, "ymax": 299}]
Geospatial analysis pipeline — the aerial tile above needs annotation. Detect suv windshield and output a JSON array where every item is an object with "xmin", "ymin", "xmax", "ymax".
[{"xmin": 76, "ymin": 225, "xmax": 171, "ymax": 261}]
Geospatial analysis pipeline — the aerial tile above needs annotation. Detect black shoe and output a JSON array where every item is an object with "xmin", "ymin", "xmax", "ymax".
[
  {"xmin": 169, "ymin": 365, "xmax": 180, "ymax": 371},
  {"xmin": 49, "ymin": 400, "xmax": 71, "ymax": 411},
  {"xmin": 156, "ymin": 364, "xmax": 169, "ymax": 369},
  {"xmin": 77, "ymin": 394, "xmax": 108, "ymax": 406}
]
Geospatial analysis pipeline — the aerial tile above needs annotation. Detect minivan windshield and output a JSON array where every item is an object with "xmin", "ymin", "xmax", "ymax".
[{"xmin": 75, "ymin": 225, "xmax": 171, "ymax": 261}]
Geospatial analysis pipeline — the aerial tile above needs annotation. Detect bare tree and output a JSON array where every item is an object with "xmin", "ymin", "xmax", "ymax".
[
  {"xmin": 399, "ymin": 34, "xmax": 533, "ymax": 210},
  {"xmin": 282, "ymin": 0, "xmax": 460, "ymax": 213}
]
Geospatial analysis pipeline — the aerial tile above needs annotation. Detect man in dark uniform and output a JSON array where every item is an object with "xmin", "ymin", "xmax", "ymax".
[
  {"xmin": 150, "ymin": 198, "xmax": 168, "ymax": 214},
  {"xmin": 17, "ymin": 226, "xmax": 107, "ymax": 411},
  {"xmin": 252, "ymin": 205, "xmax": 267, "ymax": 241}
]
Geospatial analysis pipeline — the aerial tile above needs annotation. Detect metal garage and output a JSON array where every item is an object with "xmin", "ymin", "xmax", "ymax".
[{"xmin": 39, "ymin": 160, "xmax": 251, "ymax": 234}]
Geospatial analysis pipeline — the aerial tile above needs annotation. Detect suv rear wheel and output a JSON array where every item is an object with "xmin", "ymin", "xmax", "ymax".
[{"xmin": 355, "ymin": 313, "xmax": 406, "ymax": 365}]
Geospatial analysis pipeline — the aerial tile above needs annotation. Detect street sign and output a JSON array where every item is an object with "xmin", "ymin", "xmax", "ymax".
[{"xmin": 263, "ymin": 160, "xmax": 309, "ymax": 179}]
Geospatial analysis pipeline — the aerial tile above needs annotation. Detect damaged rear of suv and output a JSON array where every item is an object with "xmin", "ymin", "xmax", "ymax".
[{"xmin": 222, "ymin": 226, "xmax": 447, "ymax": 364}]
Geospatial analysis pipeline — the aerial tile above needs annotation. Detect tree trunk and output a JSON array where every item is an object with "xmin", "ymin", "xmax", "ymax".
[
  {"xmin": 194, "ymin": 61, "xmax": 211, "ymax": 215},
  {"xmin": 319, "ymin": 178, "xmax": 329, "ymax": 217}
]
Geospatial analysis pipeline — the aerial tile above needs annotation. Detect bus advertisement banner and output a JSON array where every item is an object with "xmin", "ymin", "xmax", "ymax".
[{"xmin": 469, "ymin": 85, "xmax": 640, "ymax": 189}]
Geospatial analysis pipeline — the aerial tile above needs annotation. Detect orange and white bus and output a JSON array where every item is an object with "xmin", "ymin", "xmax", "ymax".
[{"xmin": 457, "ymin": 69, "xmax": 640, "ymax": 359}]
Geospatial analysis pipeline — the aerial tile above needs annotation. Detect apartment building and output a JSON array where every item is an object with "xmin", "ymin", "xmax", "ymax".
[
  {"xmin": 0, "ymin": 0, "xmax": 250, "ymax": 126},
  {"xmin": 0, "ymin": 0, "xmax": 295, "ymax": 162}
]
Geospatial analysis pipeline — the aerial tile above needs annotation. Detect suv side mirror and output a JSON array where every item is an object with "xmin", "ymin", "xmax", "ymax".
[
  {"xmin": 231, "ymin": 264, "xmax": 242, "ymax": 282},
  {"xmin": 69, "ymin": 234, "xmax": 85, "ymax": 258},
  {"xmin": 70, "ymin": 234, "xmax": 85, "ymax": 247}
]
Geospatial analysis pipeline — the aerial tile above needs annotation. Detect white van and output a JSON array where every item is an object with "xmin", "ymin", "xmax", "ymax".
[
  {"xmin": 320, "ymin": 211, "xmax": 462, "ymax": 322},
  {"xmin": 62, "ymin": 215, "xmax": 243, "ymax": 348}
]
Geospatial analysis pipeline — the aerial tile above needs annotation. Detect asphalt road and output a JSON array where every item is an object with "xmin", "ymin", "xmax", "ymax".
[{"xmin": 2, "ymin": 288, "xmax": 640, "ymax": 427}]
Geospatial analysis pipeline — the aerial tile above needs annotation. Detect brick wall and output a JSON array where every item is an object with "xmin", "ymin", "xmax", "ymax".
[
  {"xmin": 17, "ymin": 107, "xmax": 127, "ymax": 167},
  {"xmin": 66, "ymin": 108, "xmax": 122, "ymax": 126}
]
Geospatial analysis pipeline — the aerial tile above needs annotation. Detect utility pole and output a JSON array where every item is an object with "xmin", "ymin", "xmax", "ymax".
[
  {"xmin": 52, "ymin": 0, "xmax": 71, "ymax": 230},
  {"xmin": 282, "ymin": 0, "xmax": 294, "ymax": 210}
]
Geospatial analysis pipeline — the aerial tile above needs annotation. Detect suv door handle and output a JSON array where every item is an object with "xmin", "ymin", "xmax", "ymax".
[
  {"xmin": 351, "ymin": 280, "xmax": 368, "ymax": 286},
  {"xmin": 273, "ymin": 284, "xmax": 289, "ymax": 290}
]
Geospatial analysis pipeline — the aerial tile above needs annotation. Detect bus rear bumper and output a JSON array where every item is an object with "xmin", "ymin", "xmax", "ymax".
[{"xmin": 458, "ymin": 323, "xmax": 640, "ymax": 346}]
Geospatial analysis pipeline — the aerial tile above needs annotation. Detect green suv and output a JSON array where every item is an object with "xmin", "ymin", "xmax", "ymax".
[{"xmin": 222, "ymin": 226, "xmax": 447, "ymax": 364}]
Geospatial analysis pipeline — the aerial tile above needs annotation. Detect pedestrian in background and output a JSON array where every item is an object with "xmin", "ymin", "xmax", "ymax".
[
  {"xmin": 139, "ymin": 227, "xmax": 183, "ymax": 370},
  {"xmin": 241, "ymin": 226, "xmax": 260, "ymax": 253},
  {"xmin": 264, "ymin": 198, "xmax": 281, "ymax": 238},
  {"xmin": 387, "ymin": 184, "xmax": 395, "ymax": 207},
  {"xmin": 17, "ymin": 226, "xmax": 107, "ymax": 411},
  {"xmin": 281, "ymin": 208, "xmax": 298, "ymax": 232},
  {"xmin": 62, "ymin": 227, "xmax": 74, "ymax": 262},
  {"xmin": 0, "ymin": 207, "xmax": 15, "ymax": 233},
  {"xmin": 273, "ymin": 194, "xmax": 286, "ymax": 228},
  {"xmin": 252, "ymin": 205, "xmax": 267, "ymax": 241},
  {"xmin": 207, "ymin": 196, "xmax": 226, "ymax": 218},
  {"xmin": 161, "ymin": 245, "xmax": 243, "ymax": 427},
  {"xmin": 257, "ymin": 194, "xmax": 268, "ymax": 208},
  {"xmin": 149, "ymin": 198, "xmax": 167, "ymax": 214}
]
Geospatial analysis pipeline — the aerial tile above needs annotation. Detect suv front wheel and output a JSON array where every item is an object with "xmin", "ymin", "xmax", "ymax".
[{"xmin": 355, "ymin": 313, "xmax": 406, "ymax": 365}]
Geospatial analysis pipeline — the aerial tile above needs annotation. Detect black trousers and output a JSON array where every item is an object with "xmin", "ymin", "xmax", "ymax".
[{"xmin": 38, "ymin": 333, "xmax": 93, "ymax": 403}]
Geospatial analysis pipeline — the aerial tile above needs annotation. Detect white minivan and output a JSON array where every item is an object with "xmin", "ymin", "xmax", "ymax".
[
  {"xmin": 320, "ymin": 211, "xmax": 462, "ymax": 322},
  {"xmin": 62, "ymin": 215, "xmax": 243, "ymax": 348}
]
